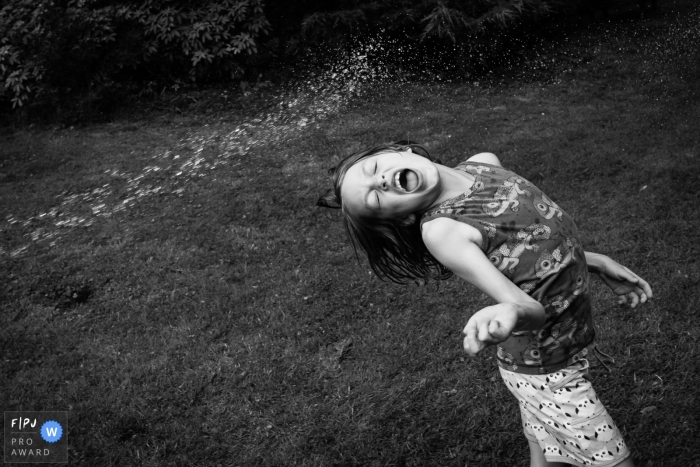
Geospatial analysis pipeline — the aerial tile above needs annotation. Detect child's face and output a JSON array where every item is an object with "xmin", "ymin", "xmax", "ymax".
[{"xmin": 340, "ymin": 149, "xmax": 441, "ymax": 221}]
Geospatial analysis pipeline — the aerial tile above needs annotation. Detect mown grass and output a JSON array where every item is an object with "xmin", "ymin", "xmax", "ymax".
[{"xmin": 2, "ymin": 3, "xmax": 699, "ymax": 466}]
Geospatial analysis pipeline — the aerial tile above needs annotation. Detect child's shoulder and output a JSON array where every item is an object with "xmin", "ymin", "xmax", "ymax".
[{"xmin": 460, "ymin": 152, "xmax": 502, "ymax": 167}]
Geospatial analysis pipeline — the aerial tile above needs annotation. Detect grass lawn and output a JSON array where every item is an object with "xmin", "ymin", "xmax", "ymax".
[{"xmin": 1, "ymin": 2, "xmax": 699, "ymax": 466}]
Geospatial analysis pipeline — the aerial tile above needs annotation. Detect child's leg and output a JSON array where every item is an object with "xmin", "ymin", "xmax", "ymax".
[
  {"xmin": 500, "ymin": 363, "xmax": 633, "ymax": 467},
  {"xmin": 528, "ymin": 439, "xmax": 635, "ymax": 467}
]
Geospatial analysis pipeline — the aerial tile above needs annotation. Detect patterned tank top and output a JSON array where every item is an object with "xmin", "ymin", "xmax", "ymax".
[{"xmin": 420, "ymin": 161, "xmax": 595, "ymax": 375}]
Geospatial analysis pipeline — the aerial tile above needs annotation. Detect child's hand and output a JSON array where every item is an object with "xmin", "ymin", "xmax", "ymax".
[
  {"xmin": 598, "ymin": 258, "xmax": 653, "ymax": 308},
  {"xmin": 463, "ymin": 304, "xmax": 518, "ymax": 356}
]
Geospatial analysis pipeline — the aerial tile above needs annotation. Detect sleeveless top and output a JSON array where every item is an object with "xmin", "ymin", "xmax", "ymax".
[{"xmin": 420, "ymin": 161, "xmax": 595, "ymax": 375}]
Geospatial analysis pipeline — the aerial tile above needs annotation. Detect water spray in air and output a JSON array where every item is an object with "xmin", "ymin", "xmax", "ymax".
[
  {"xmin": 2, "ymin": 5, "xmax": 698, "ymax": 258},
  {"xmin": 1, "ymin": 37, "xmax": 404, "ymax": 258}
]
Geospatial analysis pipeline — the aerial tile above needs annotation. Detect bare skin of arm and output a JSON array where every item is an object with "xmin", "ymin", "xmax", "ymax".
[
  {"xmin": 460, "ymin": 152, "xmax": 640, "ymax": 467},
  {"xmin": 585, "ymin": 252, "xmax": 653, "ymax": 307},
  {"xmin": 467, "ymin": 152, "xmax": 653, "ymax": 308},
  {"xmin": 422, "ymin": 217, "xmax": 545, "ymax": 356}
]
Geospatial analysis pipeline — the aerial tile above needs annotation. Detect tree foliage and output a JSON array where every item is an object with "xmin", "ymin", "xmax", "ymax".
[
  {"xmin": 0, "ymin": 0, "xmax": 269, "ymax": 112},
  {"xmin": 294, "ymin": 0, "xmax": 579, "ymax": 44},
  {"xmin": 1, "ymin": 0, "xmax": 599, "ymax": 119}
]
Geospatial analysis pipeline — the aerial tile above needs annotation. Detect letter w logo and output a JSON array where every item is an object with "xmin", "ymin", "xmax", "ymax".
[{"xmin": 46, "ymin": 427, "xmax": 58, "ymax": 437}]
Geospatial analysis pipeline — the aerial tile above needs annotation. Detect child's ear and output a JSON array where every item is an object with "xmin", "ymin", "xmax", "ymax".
[{"xmin": 400, "ymin": 214, "xmax": 416, "ymax": 226}]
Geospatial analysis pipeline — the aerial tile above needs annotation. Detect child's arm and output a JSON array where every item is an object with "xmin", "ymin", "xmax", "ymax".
[
  {"xmin": 422, "ymin": 218, "xmax": 545, "ymax": 357},
  {"xmin": 585, "ymin": 252, "xmax": 653, "ymax": 308}
]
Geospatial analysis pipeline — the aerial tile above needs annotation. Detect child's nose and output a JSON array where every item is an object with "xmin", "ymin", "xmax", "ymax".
[{"xmin": 379, "ymin": 175, "xmax": 388, "ymax": 190}]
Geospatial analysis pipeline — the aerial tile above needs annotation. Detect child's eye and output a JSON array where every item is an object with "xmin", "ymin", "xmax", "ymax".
[
  {"xmin": 376, "ymin": 192, "xmax": 380, "ymax": 206},
  {"xmin": 374, "ymin": 161, "xmax": 378, "ymax": 174}
]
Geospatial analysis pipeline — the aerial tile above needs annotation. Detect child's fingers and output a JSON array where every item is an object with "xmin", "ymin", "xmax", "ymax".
[
  {"xmin": 463, "ymin": 331, "xmax": 483, "ymax": 356},
  {"xmin": 628, "ymin": 292, "xmax": 639, "ymax": 308},
  {"xmin": 635, "ymin": 287, "xmax": 648, "ymax": 304},
  {"xmin": 619, "ymin": 266, "xmax": 639, "ymax": 282},
  {"xmin": 488, "ymin": 319, "xmax": 501, "ymax": 338},
  {"xmin": 475, "ymin": 320, "xmax": 490, "ymax": 346},
  {"xmin": 621, "ymin": 267, "xmax": 653, "ymax": 300},
  {"xmin": 478, "ymin": 320, "xmax": 493, "ymax": 342},
  {"xmin": 488, "ymin": 319, "xmax": 510, "ymax": 341},
  {"xmin": 479, "ymin": 319, "xmax": 504, "ymax": 344},
  {"xmin": 463, "ymin": 321, "xmax": 482, "ymax": 356},
  {"xmin": 637, "ymin": 277, "xmax": 653, "ymax": 299},
  {"xmin": 463, "ymin": 334, "xmax": 482, "ymax": 356}
]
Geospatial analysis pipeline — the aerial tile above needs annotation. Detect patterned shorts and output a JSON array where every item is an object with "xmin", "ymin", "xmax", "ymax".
[{"xmin": 499, "ymin": 359, "xmax": 631, "ymax": 467}]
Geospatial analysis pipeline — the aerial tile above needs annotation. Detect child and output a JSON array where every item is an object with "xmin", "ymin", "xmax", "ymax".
[{"xmin": 317, "ymin": 142, "xmax": 652, "ymax": 467}]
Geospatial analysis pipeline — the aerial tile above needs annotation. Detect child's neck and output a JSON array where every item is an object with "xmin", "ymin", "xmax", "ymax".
[{"xmin": 425, "ymin": 164, "xmax": 476, "ymax": 212}]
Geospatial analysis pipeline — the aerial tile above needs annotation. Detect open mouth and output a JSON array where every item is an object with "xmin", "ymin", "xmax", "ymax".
[{"xmin": 394, "ymin": 169, "xmax": 419, "ymax": 192}]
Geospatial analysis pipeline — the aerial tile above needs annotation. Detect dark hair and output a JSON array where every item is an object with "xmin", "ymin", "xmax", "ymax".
[{"xmin": 317, "ymin": 141, "xmax": 452, "ymax": 284}]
